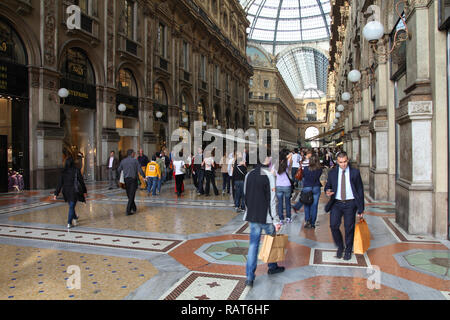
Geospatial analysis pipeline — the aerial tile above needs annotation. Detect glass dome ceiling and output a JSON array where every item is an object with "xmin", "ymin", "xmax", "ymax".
[{"xmin": 240, "ymin": 0, "xmax": 331, "ymax": 55}]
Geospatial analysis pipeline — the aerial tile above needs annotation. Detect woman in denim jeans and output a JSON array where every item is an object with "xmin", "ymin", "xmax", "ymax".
[
  {"xmin": 297, "ymin": 154, "xmax": 323, "ymax": 228},
  {"xmin": 276, "ymin": 150, "xmax": 293, "ymax": 224}
]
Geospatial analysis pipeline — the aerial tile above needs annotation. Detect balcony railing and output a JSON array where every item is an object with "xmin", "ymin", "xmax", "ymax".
[
  {"xmin": 126, "ymin": 39, "xmax": 138, "ymax": 56},
  {"xmin": 81, "ymin": 13, "xmax": 93, "ymax": 33},
  {"xmin": 160, "ymin": 57, "xmax": 168, "ymax": 71}
]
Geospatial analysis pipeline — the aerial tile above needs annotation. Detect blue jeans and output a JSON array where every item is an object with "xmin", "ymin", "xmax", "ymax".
[
  {"xmin": 68, "ymin": 201, "xmax": 77, "ymax": 225},
  {"xmin": 302, "ymin": 186, "xmax": 321, "ymax": 225},
  {"xmin": 222, "ymin": 173, "xmax": 230, "ymax": 193},
  {"xmin": 147, "ymin": 176, "xmax": 158, "ymax": 195},
  {"xmin": 276, "ymin": 186, "xmax": 292, "ymax": 220},
  {"xmin": 157, "ymin": 177, "xmax": 162, "ymax": 193},
  {"xmin": 234, "ymin": 180, "xmax": 245, "ymax": 209},
  {"xmin": 246, "ymin": 222, "xmax": 279, "ymax": 282}
]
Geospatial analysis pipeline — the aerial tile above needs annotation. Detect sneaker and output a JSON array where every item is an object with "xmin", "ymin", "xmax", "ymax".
[
  {"xmin": 245, "ymin": 280, "xmax": 254, "ymax": 287},
  {"xmin": 268, "ymin": 266, "xmax": 285, "ymax": 275},
  {"xmin": 67, "ymin": 224, "xmax": 72, "ymax": 229},
  {"xmin": 304, "ymin": 221, "xmax": 311, "ymax": 228}
]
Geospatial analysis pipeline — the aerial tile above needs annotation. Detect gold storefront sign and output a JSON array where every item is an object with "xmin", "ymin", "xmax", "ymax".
[
  {"xmin": 69, "ymin": 62, "xmax": 84, "ymax": 76},
  {"xmin": 69, "ymin": 89, "xmax": 89, "ymax": 99},
  {"xmin": 0, "ymin": 42, "xmax": 7, "ymax": 52}
]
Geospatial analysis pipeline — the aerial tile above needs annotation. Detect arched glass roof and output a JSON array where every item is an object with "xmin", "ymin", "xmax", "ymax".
[
  {"xmin": 240, "ymin": 0, "xmax": 331, "ymax": 55},
  {"xmin": 276, "ymin": 47, "xmax": 328, "ymax": 99}
]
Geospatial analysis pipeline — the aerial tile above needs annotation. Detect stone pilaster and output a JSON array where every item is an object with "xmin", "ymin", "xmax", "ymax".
[
  {"xmin": 350, "ymin": 128, "xmax": 360, "ymax": 167},
  {"xmin": 358, "ymin": 122, "xmax": 370, "ymax": 188},
  {"xmin": 369, "ymin": 115, "xmax": 389, "ymax": 201},
  {"xmin": 395, "ymin": 100, "xmax": 433, "ymax": 235}
]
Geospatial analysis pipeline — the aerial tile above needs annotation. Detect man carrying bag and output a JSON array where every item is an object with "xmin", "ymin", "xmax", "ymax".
[{"xmin": 244, "ymin": 154, "xmax": 284, "ymax": 288}]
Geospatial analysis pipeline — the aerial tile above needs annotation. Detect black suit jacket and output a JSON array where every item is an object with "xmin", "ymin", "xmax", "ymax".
[
  {"xmin": 106, "ymin": 157, "xmax": 119, "ymax": 170},
  {"xmin": 324, "ymin": 166, "xmax": 365, "ymax": 213}
]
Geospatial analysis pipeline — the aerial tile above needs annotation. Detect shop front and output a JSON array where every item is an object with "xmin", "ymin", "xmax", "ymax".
[
  {"xmin": 0, "ymin": 19, "xmax": 29, "ymax": 192},
  {"xmin": 59, "ymin": 47, "xmax": 97, "ymax": 181},
  {"xmin": 116, "ymin": 69, "xmax": 139, "ymax": 160}
]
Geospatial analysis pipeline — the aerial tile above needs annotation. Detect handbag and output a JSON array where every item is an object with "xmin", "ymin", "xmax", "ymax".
[
  {"xmin": 258, "ymin": 232, "xmax": 288, "ymax": 263},
  {"xmin": 119, "ymin": 171, "xmax": 126, "ymax": 189},
  {"xmin": 299, "ymin": 189, "xmax": 313, "ymax": 205},
  {"xmin": 295, "ymin": 165, "xmax": 303, "ymax": 181},
  {"xmin": 353, "ymin": 218, "xmax": 371, "ymax": 254}
]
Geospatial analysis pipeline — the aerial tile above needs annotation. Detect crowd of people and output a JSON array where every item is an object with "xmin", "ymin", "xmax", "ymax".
[{"xmin": 54, "ymin": 144, "xmax": 365, "ymax": 290}]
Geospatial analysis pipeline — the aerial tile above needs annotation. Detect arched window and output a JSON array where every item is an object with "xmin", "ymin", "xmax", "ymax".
[
  {"xmin": 117, "ymin": 68, "xmax": 137, "ymax": 97},
  {"xmin": 61, "ymin": 48, "xmax": 95, "ymax": 84},
  {"xmin": 154, "ymin": 82, "xmax": 168, "ymax": 122},
  {"xmin": 154, "ymin": 82, "xmax": 167, "ymax": 105},
  {"xmin": 305, "ymin": 126, "xmax": 320, "ymax": 148},
  {"xmin": 180, "ymin": 93, "xmax": 189, "ymax": 127},
  {"xmin": 0, "ymin": 19, "xmax": 27, "ymax": 65},
  {"xmin": 197, "ymin": 99, "xmax": 206, "ymax": 122},
  {"xmin": 306, "ymin": 102, "xmax": 317, "ymax": 121}
]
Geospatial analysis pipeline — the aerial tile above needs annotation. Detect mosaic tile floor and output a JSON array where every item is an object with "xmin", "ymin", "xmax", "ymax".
[{"xmin": 0, "ymin": 178, "xmax": 449, "ymax": 300}]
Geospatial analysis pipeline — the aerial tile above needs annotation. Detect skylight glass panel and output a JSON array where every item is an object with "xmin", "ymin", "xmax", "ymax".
[
  {"xmin": 301, "ymin": 5, "xmax": 321, "ymax": 17},
  {"xmin": 276, "ymin": 31, "xmax": 302, "ymax": 42},
  {"xmin": 279, "ymin": 8, "xmax": 301, "ymax": 19},
  {"xmin": 251, "ymin": 28, "xmax": 275, "ymax": 41},
  {"xmin": 259, "ymin": 6, "xmax": 279, "ymax": 18},
  {"xmin": 277, "ymin": 19, "xmax": 300, "ymax": 31},
  {"xmin": 302, "ymin": 17, "xmax": 325, "ymax": 29},
  {"xmin": 254, "ymin": 18, "xmax": 277, "ymax": 30}
]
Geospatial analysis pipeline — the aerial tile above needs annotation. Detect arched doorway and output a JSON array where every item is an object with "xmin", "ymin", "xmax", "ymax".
[
  {"xmin": 305, "ymin": 126, "xmax": 320, "ymax": 148},
  {"xmin": 116, "ymin": 68, "xmax": 139, "ymax": 160},
  {"xmin": 0, "ymin": 18, "xmax": 30, "ymax": 191},
  {"xmin": 153, "ymin": 82, "xmax": 168, "ymax": 152},
  {"xmin": 59, "ymin": 47, "xmax": 97, "ymax": 181}
]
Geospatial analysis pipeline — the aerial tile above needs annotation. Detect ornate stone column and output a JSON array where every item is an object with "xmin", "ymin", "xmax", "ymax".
[
  {"xmin": 141, "ymin": 97, "xmax": 157, "ymax": 156},
  {"xmin": 395, "ymin": 101, "xmax": 433, "ymax": 234},
  {"xmin": 358, "ymin": 123, "xmax": 370, "ymax": 188}
]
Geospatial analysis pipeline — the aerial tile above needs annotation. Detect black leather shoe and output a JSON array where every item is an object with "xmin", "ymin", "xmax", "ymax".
[
  {"xmin": 335, "ymin": 249, "xmax": 344, "ymax": 259},
  {"xmin": 245, "ymin": 280, "xmax": 253, "ymax": 287},
  {"xmin": 343, "ymin": 252, "xmax": 352, "ymax": 261},
  {"xmin": 268, "ymin": 266, "xmax": 285, "ymax": 275}
]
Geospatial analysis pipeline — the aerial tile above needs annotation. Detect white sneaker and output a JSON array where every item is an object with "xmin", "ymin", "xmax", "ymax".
[{"xmin": 67, "ymin": 224, "xmax": 72, "ymax": 229}]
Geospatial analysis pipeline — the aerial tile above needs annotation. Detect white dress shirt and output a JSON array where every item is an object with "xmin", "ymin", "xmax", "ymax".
[
  {"xmin": 335, "ymin": 167, "xmax": 355, "ymax": 200},
  {"xmin": 108, "ymin": 156, "xmax": 114, "ymax": 168},
  {"xmin": 292, "ymin": 153, "xmax": 300, "ymax": 168}
]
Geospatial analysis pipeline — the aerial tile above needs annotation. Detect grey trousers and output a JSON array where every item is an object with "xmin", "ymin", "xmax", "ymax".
[{"xmin": 108, "ymin": 168, "xmax": 117, "ymax": 188}]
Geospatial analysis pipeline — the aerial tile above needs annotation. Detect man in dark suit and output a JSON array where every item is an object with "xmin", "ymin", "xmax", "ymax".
[
  {"xmin": 324, "ymin": 151, "xmax": 365, "ymax": 261},
  {"xmin": 107, "ymin": 151, "xmax": 119, "ymax": 189}
]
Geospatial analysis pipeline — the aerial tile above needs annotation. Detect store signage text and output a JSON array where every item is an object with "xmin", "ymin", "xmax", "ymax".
[{"xmin": 66, "ymin": 5, "xmax": 81, "ymax": 30}]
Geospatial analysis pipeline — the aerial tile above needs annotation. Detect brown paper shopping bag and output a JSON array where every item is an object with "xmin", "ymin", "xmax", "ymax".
[
  {"xmin": 353, "ymin": 218, "xmax": 371, "ymax": 254},
  {"xmin": 258, "ymin": 233, "xmax": 288, "ymax": 263}
]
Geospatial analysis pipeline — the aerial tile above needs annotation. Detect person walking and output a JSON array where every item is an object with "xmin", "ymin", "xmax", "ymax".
[
  {"xmin": 244, "ymin": 155, "xmax": 284, "ymax": 288},
  {"xmin": 276, "ymin": 150, "xmax": 293, "ymax": 224},
  {"xmin": 145, "ymin": 155, "xmax": 161, "ymax": 196},
  {"xmin": 54, "ymin": 156, "xmax": 87, "ymax": 228},
  {"xmin": 137, "ymin": 149, "xmax": 149, "ymax": 190},
  {"xmin": 324, "ymin": 151, "xmax": 365, "ymax": 260},
  {"xmin": 232, "ymin": 156, "xmax": 247, "ymax": 212},
  {"xmin": 106, "ymin": 150, "xmax": 119, "ymax": 189},
  {"xmin": 172, "ymin": 153, "xmax": 186, "ymax": 197},
  {"xmin": 291, "ymin": 148, "xmax": 301, "ymax": 189},
  {"xmin": 117, "ymin": 149, "xmax": 145, "ymax": 215},
  {"xmin": 155, "ymin": 153, "xmax": 165, "ymax": 194},
  {"xmin": 194, "ymin": 147, "xmax": 205, "ymax": 195},
  {"xmin": 298, "ymin": 154, "xmax": 323, "ymax": 229},
  {"xmin": 202, "ymin": 150, "xmax": 219, "ymax": 196},
  {"xmin": 220, "ymin": 154, "xmax": 230, "ymax": 194}
]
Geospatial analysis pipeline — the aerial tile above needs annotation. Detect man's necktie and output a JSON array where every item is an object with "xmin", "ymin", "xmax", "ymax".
[{"xmin": 341, "ymin": 169, "xmax": 346, "ymax": 200}]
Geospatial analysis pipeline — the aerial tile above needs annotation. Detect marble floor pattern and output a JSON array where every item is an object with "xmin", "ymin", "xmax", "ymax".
[{"xmin": 0, "ymin": 178, "xmax": 449, "ymax": 300}]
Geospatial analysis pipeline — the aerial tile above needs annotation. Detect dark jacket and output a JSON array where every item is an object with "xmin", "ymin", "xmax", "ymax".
[
  {"xmin": 118, "ymin": 156, "xmax": 145, "ymax": 179},
  {"xmin": 106, "ymin": 156, "xmax": 119, "ymax": 170},
  {"xmin": 54, "ymin": 167, "xmax": 87, "ymax": 203},
  {"xmin": 232, "ymin": 164, "xmax": 247, "ymax": 181},
  {"xmin": 243, "ymin": 165, "xmax": 279, "ymax": 225},
  {"xmin": 302, "ymin": 167, "xmax": 323, "ymax": 188},
  {"xmin": 324, "ymin": 166, "xmax": 365, "ymax": 213}
]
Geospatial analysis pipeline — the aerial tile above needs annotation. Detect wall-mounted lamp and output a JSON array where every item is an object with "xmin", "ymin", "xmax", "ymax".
[
  {"xmin": 156, "ymin": 111, "xmax": 163, "ymax": 119},
  {"xmin": 118, "ymin": 103, "xmax": 126, "ymax": 112},
  {"xmin": 335, "ymin": 112, "xmax": 341, "ymax": 118},
  {"xmin": 362, "ymin": 0, "xmax": 411, "ymax": 57},
  {"xmin": 342, "ymin": 92, "xmax": 351, "ymax": 101},
  {"xmin": 337, "ymin": 104, "xmax": 345, "ymax": 112}
]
